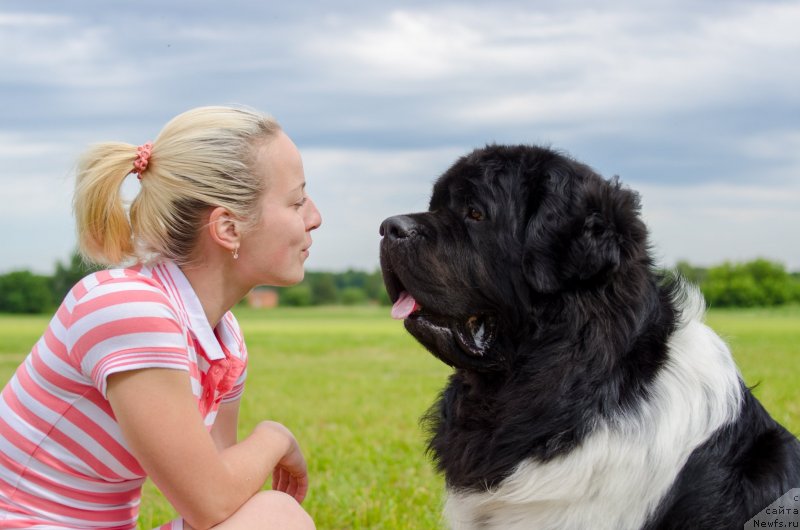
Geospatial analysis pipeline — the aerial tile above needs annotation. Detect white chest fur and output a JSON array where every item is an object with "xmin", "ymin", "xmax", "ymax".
[{"xmin": 443, "ymin": 298, "xmax": 743, "ymax": 530}]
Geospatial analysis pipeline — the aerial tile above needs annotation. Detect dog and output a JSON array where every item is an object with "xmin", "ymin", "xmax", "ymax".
[{"xmin": 379, "ymin": 144, "xmax": 800, "ymax": 529}]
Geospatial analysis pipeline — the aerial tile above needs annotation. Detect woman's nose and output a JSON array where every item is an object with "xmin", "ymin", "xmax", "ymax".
[{"xmin": 306, "ymin": 197, "xmax": 322, "ymax": 231}]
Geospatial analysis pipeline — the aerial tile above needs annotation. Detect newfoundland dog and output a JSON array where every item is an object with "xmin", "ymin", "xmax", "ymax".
[{"xmin": 379, "ymin": 144, "xmax": 800, "ymax": 529}]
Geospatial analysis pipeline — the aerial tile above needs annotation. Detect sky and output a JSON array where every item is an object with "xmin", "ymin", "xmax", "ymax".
[{"xmin": 1, "ymin": 0, "xmax": 799, "ymax": 275}]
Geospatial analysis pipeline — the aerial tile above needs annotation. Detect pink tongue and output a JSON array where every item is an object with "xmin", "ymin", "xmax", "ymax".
[{"xmin": 391, "ymin": 291, "xmax": 420, "ymax": 320}]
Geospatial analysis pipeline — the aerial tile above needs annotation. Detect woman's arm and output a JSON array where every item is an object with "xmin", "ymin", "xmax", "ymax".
[
  {"xmin": 211, "ymin": 399, "xmax": 241, "ymax": 451},
  {"xmin": 107, "ymin": 368, "xmax": 308, "ymax": 530}
]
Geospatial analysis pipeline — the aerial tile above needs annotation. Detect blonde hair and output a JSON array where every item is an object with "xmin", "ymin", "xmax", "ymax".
[{"xmin": 74, "ymin": 106, "xmax": 281, "ymax": 266}]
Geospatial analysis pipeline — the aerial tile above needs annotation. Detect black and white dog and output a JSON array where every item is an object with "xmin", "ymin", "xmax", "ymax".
[{"xmin": 379, "ymin": 144, "xmax": 800, "ymax": 529}]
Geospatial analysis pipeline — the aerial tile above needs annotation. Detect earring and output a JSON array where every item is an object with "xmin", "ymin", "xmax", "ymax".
[{"xmin": 233, "ymin": 246, "xmax": 239, "ymax": 260}]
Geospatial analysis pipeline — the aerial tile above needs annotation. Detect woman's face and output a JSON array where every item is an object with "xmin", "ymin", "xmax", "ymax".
[{"xmin": 239, "ymin": 131, "xmax": 322, "ymax": 287}]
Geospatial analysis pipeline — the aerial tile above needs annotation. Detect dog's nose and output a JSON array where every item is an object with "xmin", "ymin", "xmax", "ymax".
[{"xmin": 380, "ymin": 215, "xmax": 418, "ymax": 240}]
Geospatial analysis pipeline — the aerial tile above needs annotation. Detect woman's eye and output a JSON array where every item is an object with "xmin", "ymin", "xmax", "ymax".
[
  {"xmin": 294, "ymin": 197, "xmax": 308, "ymax": 208},
  {"xmin": 467, "ymin": 207, "xmax": 484, "ymax": 221}
]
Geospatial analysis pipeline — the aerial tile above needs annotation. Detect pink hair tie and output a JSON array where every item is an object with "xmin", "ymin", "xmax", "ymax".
[{"xmin": 133, "ymin": 142, "xmax": 153, "ymax": 179}]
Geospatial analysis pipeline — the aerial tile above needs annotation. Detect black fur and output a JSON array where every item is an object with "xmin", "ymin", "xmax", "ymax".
[
  {"xmin": 379, "ymin": 144, "xmax": 800, "ymax": 527},
  {"xmin": 644, "ymin": 390, "xmax": 800, "ymax": 529}
]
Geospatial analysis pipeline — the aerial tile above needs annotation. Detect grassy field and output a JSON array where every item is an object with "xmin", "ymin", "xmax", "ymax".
[{"xmin": 0, "ymin": 304, "xmax": 798, "ymax": 529}]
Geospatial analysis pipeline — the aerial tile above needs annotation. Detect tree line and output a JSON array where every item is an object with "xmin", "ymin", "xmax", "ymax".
[
  {"xmin": 1, "ymin": 253, "xmax": 798, "ymax": 314},
  {"xmin": 0, "ymin": 253, "xmax": 103, "ymax": 314},
  {"xmin": 0, "ymin": 252, "xmax": 391, "ymax": 314},
  {"xmin": 676, "ymin": 259, "xmax": 800, "ymax": 308},
  {"xmin": 273, "ymin": 270, "xmax": 390, "ymax": 307}
]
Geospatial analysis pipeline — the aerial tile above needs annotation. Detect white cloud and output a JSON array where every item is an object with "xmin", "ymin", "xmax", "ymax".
[
  {"xmin": 316, "ymin": 10, "xmax": 483, "ymax": 81},
  {"xmin": 0, "ymin": 1, "xmax": 798, "ymax": 273},
  {"xmin": 305, "ymin": 3, "xmax": 800, "ymax": 129},
  {"xmin": 637, "ymin": 181, "xmax": 800, "ymax": 269},
  {"xmin": 739, "ymin": 130, "xmax": 800, "ymax": 167},
  {"xmin": 0, "ymin": 136, "xmax": 71, "ymax": 161},
  {"xmin": 0, "ymin": 13, "xmax": 70, "ymax": 26},
  {"xmin": 0, "ymin": 171, "xmax": 70, "ymax": 212},
  {"xmin": 2, "ymin": 15, "xmax": 123, "ymax": 88},
  {"xmin": 302, "ymin": 146, "xmax": 463, "ymax": 270}
]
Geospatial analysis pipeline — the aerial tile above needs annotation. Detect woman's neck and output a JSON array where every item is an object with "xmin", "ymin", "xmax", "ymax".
[{"xmin": 179, "ymin": 258, "xmax": 249, "ymax": 328}]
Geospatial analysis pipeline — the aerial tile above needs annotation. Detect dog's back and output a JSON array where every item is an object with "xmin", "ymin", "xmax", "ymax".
[{"xmin": 644, "ymin": 390, "xmax": 800, "ymax": 529}]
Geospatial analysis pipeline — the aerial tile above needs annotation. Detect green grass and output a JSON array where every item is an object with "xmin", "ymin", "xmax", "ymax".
[
  {"xmin": 0, "ymin": 305, "xmax": 797, "ymax": 529},
  {"xmin": 706, "ymin": 305, "xmax": 800, "ymax": 435}
]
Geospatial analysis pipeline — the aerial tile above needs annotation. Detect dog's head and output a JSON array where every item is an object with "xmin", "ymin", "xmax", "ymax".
[{"xmin": 379, "ymin": 144, "xmax": 649, "ymax": 371}]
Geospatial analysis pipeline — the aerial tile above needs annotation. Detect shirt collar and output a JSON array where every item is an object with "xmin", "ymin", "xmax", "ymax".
[{"xmin": 161, "ymin": 261, "xmax": 226, "ymax": 361}]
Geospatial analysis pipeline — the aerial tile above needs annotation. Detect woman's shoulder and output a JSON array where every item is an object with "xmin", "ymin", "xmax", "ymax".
[
  {"xmin": 71, "ymin": 265, "xmax": 166, "ymax": 300},
  {"xmin": 63, "ymin": 264, "xmax": 182, "ymax": 325}
]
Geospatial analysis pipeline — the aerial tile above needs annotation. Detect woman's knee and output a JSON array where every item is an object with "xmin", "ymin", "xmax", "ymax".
[
  {"xmin": 247, "ymin": 490, "xmax": 315, "ymax": 530},
  {"xmin": 209, "ymin": 490, "xmax": 314, "ymax": 530}
]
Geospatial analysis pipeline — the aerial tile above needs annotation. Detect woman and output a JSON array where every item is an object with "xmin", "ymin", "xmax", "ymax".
[{"xmin": 0, "ymin": 106, "xmax": 321, "ymax": 529}]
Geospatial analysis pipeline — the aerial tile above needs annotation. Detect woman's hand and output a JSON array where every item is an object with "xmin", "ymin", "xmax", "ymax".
[
  {"xmin": 255, "ymin": 421, "xmax": 309, "ymax": 504},
  {"xmin": 107, "ymin": 369, "xmax": 310, "ymax": 529}
]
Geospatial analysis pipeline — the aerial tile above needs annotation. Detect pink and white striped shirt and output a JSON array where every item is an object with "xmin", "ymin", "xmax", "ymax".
[{"xmin": 0, "ymin": 261, "xmax": 248, "ymax": 529}]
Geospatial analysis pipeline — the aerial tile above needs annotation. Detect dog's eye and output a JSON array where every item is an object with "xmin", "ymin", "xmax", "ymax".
[{"xmin": 467, "ymin": 207, "xmax": 484, "ymax": 221}]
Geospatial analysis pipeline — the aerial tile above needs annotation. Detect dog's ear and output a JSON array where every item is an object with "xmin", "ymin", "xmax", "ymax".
[
  {"xmin": 523, "ymin": 170, "xmax": 642, "ymax": 292},
  {"xmin": 521, "ymin": 162, "xmax": 577, "ymax": 293},
  {"xmin": 562, "ymin": 206, "xmax": 623, "ymax": 283}
]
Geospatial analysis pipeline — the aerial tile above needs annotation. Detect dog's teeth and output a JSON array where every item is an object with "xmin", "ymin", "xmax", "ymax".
[
  {"xmin": 474, "ymin": 324, "xmax": 486, "ymax": 347},
  {"xmin": 467, "ymin": 316, "xmax": 486, "ymax": 347}
]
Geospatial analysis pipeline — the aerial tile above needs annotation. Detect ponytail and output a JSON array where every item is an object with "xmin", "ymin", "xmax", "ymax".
[
  {"xmin": 72, "ymin": 106, "xmax": 281, "ymax": 267},
  {"xmin": 73, "ymin": 142, "xmax": 140, "ymax": 265}
]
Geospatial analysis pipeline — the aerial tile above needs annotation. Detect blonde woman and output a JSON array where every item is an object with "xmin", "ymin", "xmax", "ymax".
[{"xmin": 0, "ymin": 106, "xmax": 321, "ymax": 529}]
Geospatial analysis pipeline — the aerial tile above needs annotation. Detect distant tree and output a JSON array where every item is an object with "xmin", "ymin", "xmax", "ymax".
[
  {"xmin": 335, "ymin": 269, "xmax": 367, "ymax": 291},
  {"xmin": 700, "ymin": 259, "xmax": 798, "ymax": 307},
  {"xmin": 675, "ymin": 260, "xmax": 708, "ymax": 286},
  {"xmin": 743, "ymin": 259, "xmax": 796, "ymax": 305},
  {"xmin": 340, "ymin": 287, "xmax": 368, "ymax": 306},
  {"xmin": 0, "ymin": 271, "xmax": 54, "ymax": 314},
  {"xmin": 280, "ymin": 285, "xmax": 313, "ymax": 307},
  {"xmin": 308, "ymin": 272, "xmax": 338, "ymax": 305},
  {"xmin": 51, "ymin": 250, "xmax": 102, "ymax": 304},
  {"xmin": 364, "ymin": 270, "xmax": 389, "ymax": 304}
]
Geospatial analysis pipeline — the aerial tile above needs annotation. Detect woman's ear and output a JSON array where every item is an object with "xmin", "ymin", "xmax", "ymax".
[{"xmin": 207, "ymin": 207, "xmax": 241, "ymax": 253}]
